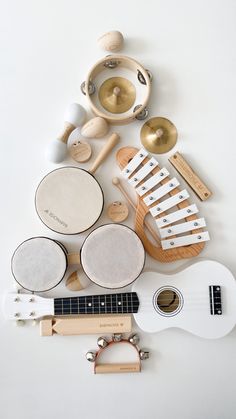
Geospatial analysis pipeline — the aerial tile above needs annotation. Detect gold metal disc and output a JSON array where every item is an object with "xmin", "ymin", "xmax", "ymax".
[
  {"xmin": 99, "ymin": 77, "xmax": 136, "ymax": 114},
  {"xmin": 140, "ymin": 117, "xmax": 178, "ymax": 154}
]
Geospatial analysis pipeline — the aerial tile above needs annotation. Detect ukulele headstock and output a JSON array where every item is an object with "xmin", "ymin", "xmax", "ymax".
[{"xmin": 2, "ymin": 293, "xmax": 54, "ymax": 320}]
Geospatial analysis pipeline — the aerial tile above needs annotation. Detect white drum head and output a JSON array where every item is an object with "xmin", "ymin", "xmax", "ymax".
[
  {"xmin": 35, "ymin": 167, "xmax": 104, "ymax": 234},
  {"xmin": 11, "ymin": 237, "xmax": 68, "ymax": 292},
  {"xmin": 80, "ymin": 224, "xmax": 145, "ymax": 289}
]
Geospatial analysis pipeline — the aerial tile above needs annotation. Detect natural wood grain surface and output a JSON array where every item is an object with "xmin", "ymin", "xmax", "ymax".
[
  {"xmin": 40, "ymin": 315, "xmax": 132, "ymax": 336},
  {"xmin": 169, "ymin": 152, "xmax": 212, "ymax": 201},
  {"xmin": 116, "ymin": 146, "xmax": 205, "ymax": 262},
  {"xmin": 94, "ymin": 363, "xmax": 140, "ymax": 374}
]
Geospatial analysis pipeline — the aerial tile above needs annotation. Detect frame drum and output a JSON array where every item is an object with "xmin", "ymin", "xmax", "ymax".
[
  {"xmin": 80, "ymin": 224, "xmax": 145, "ymax": 289},
  {"xmin": 35, "ymin": 167, "xmax": 104, "ymax": 235},
  {"xmin": 11, "ymin": 237, "xmax": 68, "ymax": 292}
]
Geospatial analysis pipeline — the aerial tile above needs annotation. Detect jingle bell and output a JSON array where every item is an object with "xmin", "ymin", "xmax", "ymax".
[
  {"xmin": 86, "ymin": 351, "xmax": 96, "ymax": 362},
  {"xmin": 139, "ymin": 349, "xmax": 150, "ymax": 360},
  {"xmin": 97, "ymin": 336, "xmax": 109, "ymax": 349},
  {"xmin": 128, "ymin": 333, "xmax": 140, "ymax": 346},
  {"xmin": 112, "ymin": 333, "xmax": 123, "ymax": 342}
]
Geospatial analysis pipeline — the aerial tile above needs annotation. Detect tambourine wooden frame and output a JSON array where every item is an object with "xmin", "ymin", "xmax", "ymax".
[{"xmin": 84, "ymin": 55, "xmax": 151, "ymax": 125}]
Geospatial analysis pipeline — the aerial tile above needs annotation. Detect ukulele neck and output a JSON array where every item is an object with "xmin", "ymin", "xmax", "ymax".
[{"xmin": 54, "ymin": 292, "xmax": 139, "ymax": 315}]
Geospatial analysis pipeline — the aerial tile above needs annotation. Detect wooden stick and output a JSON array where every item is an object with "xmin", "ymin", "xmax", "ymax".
[
  {"xmin": 95, "ymin": 362, "xmax": 140, "ymax": 374},
  {"xmin": 40, "ymin": 314, "xmax": 132, "ymax": 336},
  {"xmin": 112, "ymin": 177, "xmax": 160, "ymax": 244},
  {"xmin": 169, "ymin": 152, "xmax": 212, "ymax": 201},
  {"xmin": 89, "ymin": 132, "xmax": 120, "ymax": 174}
]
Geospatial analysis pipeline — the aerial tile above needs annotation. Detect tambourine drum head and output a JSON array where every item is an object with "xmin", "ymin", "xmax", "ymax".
[
  {"xmin": 80, "ymin": 224, "xmax": 145, "ymax": 289},
  {"xmin": 35, "ymin": 167, "xmax": 104, "ymax": 234},
  {"xmin": 11, "ymin": 237, "xmax": 67, "ymax": 292}
]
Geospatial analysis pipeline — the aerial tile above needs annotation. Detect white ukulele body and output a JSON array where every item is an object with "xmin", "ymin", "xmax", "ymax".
[{"xmin": 133, "ymin": 260, "xmax": 236, "ymax": 338}]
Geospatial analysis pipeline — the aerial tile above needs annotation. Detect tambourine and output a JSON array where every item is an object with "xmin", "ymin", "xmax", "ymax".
[
  {"xmin": 11, "ymin": 237, "xmax": 80, "ymax": 292},
  {"xmin": 12, "ymin": 225, "xmax": 145, "ymax": 293},
  {"xmin": 81, "ymin": 55, "xmax": 152, "ymax": 125},
  {"xmin": 35, "ymin": 132, "xmax": 119, "ymax": 235}
]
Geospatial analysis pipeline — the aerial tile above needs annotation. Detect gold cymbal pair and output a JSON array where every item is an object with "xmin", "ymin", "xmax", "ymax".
[{"xmin": 140, "ymin": 117, "xmax": 178, "ymax": 154}]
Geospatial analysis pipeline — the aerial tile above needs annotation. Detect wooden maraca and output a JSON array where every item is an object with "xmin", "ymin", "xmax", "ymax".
[{"xmin": 46, "ymin": 103, "xmax": 86, "ymax": 163}]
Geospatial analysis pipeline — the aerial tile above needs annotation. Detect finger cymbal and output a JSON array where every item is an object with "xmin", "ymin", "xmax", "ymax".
[
  {"xmin": 99, "ymin": 77, "xmax": 136, "ymax": 114},
  {"xmin": 140, "ymin": 117, "xmax": 178, "ymax": 154}
]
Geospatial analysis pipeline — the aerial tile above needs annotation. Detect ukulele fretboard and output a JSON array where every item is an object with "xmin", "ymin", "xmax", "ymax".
[{"xmin": 54, "ymin": 292, "xmax": 139, "ymax": 315}]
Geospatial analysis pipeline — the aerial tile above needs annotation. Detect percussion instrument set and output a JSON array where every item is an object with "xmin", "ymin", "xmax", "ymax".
[{"xmin": 2, "ymin": 30, "xmax": 233, "ymax": 375}]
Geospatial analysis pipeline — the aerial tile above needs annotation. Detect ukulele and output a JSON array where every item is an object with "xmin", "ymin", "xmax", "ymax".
[{"xmin": 3, "ymin": 260, "xmax": 236, "ymax": 339}]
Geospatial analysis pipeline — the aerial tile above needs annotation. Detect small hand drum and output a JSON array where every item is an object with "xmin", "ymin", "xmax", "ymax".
[
  {"xmin": 80, "ymin": 224, "xmax": 145, "ymax": 289},
  {"xmin": 81, "ymin": 55, "xmax": 152, "ymax": 125},
  {"xmin": 11, "ymin": 237, "xmax": 68, "ymax": 292}
]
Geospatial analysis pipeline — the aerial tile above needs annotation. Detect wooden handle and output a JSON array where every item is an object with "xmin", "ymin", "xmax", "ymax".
[
  {"xmin": 89, "ymin": 132, "xmax": 120, "ymax": 174},
  {"xmin": 95, "ymin": 362, "xmax": 141, "ymax": 374},
  {"xmin": 57, "ymin": 122, "xmax": 75, "ymax": 143},
  {"xmin": 67, "ymin": 253, "xmax": 80, "ymax": 265}
]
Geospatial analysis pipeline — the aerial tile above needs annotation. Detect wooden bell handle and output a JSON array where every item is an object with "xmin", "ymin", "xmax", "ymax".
[
  {"xmin": 94, "ymin": 362, "xmax": 141, "ymax": 374},
  {"xmin": 89, "ymin": 132, "xmax": 120, "ymax": 174}
]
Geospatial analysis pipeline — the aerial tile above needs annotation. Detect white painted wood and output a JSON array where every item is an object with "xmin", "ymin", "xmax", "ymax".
[
  {"xmin": 159, "ymin": 217, "xmax": 206, "ymax": 238},
  {"xmin": 132, "ymin": 260, "xmax": 236, "ymax": 339},
  {"xmin": 121, "ymin": 148, "xmax": 148, "ymax": 179},
  {"xmin": 161, "ymin": 231, "xmax": 210, "ymax": 249},
  {"xmin": 136, "ymin": 167, "xmax": 169, "ymax": 196},
  {"xmin": 143, "ymin": 178, "xmax": 180, "ymax": 206},
  {"xmin": 149, "ymin": 189, "xmax": 189, "ymax": 217},
  {"xmin": 128, "ymin": 157, "xmax": 158, "ymax": 187},
  {"xmin": 2, "ymin": 293, "xmax": 54, "ymax": 320},
  {"xmin": 156, "ymin": 204, "xmax": 198, "ymax": 228}
]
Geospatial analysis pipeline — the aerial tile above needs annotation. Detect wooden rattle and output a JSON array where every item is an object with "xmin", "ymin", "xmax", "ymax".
[
  {"xmin": 46, "ymin": 103, "xmax": 86, "ymax": 163},
  {"xmin": 86, "ymin": 333, "xmax": 149, "ymax": 374},
  {"xmin": 81, "ymin": 116, "xmax": 109, "ymax": 138},
  {"xmin": 97, "ymin": 31, "xmax": 124, "ymax": 52}
]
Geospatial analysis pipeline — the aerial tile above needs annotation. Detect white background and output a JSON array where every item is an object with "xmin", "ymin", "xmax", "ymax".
[{"xmin": 1, "ymin": 0, "xmax": 236, "ymax": 418}]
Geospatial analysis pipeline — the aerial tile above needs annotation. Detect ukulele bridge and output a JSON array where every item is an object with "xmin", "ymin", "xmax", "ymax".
[{"xmin": 209, "ymin": 285, "xmax": 222, "ymax": 315}]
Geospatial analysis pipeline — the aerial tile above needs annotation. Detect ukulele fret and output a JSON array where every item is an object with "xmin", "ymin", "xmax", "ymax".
[{"xmin": 54, "ymin": 292, "xmax": 139, "ymax": 315}]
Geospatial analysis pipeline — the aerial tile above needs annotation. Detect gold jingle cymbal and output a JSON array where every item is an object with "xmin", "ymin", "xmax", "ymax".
[
  {"xmin": 98, "ymin": 77, "xmax": 136, "ymax": 114},
  {"xmin": 140, "ymin": 117, "xmax": 178, "ymax": 154}
]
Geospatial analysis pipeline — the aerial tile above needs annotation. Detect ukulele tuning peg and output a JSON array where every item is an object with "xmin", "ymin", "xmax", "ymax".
[
  {"xmin": 112, "ymin": 333, "xmax": 123, "ymax": 342},
  {"xmin": 128, "ymin": 333, "xmax": 140, "ymax": 345},
  {"xmin": 86, "ymin": 351, "xmax": 96, "ymax": 362},
  {"xmin": 97, "ymin": 336, "xmax": 109, "ymax": 349},
  {"xmin": 139, "ymin": 349, "xmax": 150, "ymax": 360}
]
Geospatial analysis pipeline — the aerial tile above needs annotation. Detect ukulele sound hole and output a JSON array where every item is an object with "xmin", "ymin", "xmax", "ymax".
[{"xmin": 154, "ymin": 287, "xmax": 183, "ymax": 317}]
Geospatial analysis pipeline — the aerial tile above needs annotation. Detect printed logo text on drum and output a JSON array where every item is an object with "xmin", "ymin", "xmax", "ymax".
[{"xmin": 44, "ymin": 210, "xmax": 68, "ymax": 228}]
